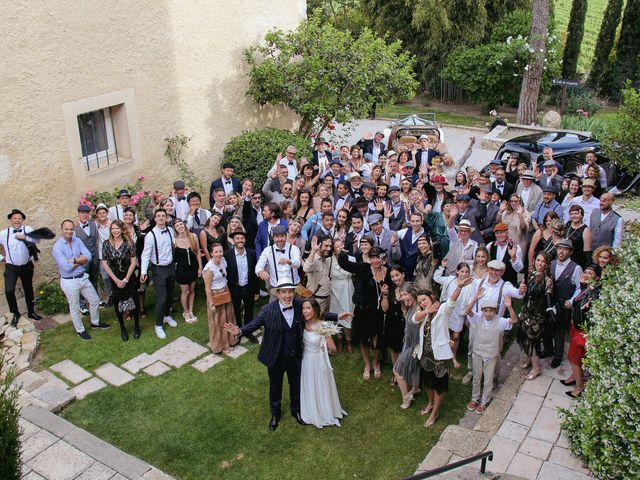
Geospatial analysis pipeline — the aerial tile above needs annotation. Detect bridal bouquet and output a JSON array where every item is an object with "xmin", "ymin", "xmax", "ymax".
[{"xmin": 312, "ymin": 322, "xmax": 341, "ymax": 337}]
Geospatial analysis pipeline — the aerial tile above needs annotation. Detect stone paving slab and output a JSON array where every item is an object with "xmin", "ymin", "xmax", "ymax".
[
  {"xmin": 537, "ymin": 461, "xmax": 590, "ymax": 480},
  {"xmin": 18, "ymin": 390, "xmax": 51, "ymax": 410},
  {"xmin": 64, "ymin": 427, "xmax": 151, "ymax": 480},
  {"xmin": 39, "ymin": 370, "xmax": 69, "ymax": 389},
  {"xmin": 22, "ymin": 471, "xmax": 46, "ymax": 480},
  {"xmin": 438, "ymin": 425, "xmax": 491, "ymax": 458},
  {"xmin": 519, "ymin": 376, "xmax": 552, "ymax": 397},
  {"xmin": 519, "ymin": 437, "xmax": 553, "ymax": 460},
  {"xmin": 528, "ymin": 407, "xmax": 560, "ymax": 444},
  {"xmin": 486, "ymin": 435, "xmax": 519, "ymax": 473},
  {"xmin": 14, "ymin": 370, "xmax": 46, "ymax": 392},
  {"xmin": 30, "ymin": 382, "xmax": 75, "ymax": 413},
  {"xmin": 21, "ymin": 429, "xmax": 58, "ymax": 462},
  {"xmin": 143, "ymin": 361, "xmax": 171, "ymax": 377},
  {"xmin": 542, "ymin": 392, "xmax": 572, "ymax": 411},
  {"xmin": 548, "ymin": 446, "xmax": 590, "ymax": 476},
  {"xmin": 49, "ymin": 360, "xmax": 93, "ymax": 385},
  {"xmin": 473, "ymin": 398, "xmax": 511, "ymax": 434},
  {"xmin": 152, "ymin": 336, "xmax": 208, "ymax": 368},
  {"xmin": 496, "ymin": 420, "xmax": 529, "ymax": 443},
  {"xmin": 225, "ymin": 345, "xmax": 248, "ymax": 359},
  {"xmin": 506, "ymin": 453, "xmax": 542, "ymax": 480},
  {"xmin": 416, "ymin": 445, "xmax": 453, "ymax": 471},
  {"xmin": 121, "ymin": 353, "xmax": 158, "ymax": 374},
  {"xmin": 95, "ymin": 362, "xmax": 135, "ymax": 387},
  {"xmin": 19, "ymin": 418, "xmax": 41, "ymax": 442},
  {"xmin": 74, "ymin": 462, "xmax": 116, "ymax": 480},
  {"xmin": 21, "ymin": 405, "xmax": 74, "ymax": 437},
  {"xmin": 505, "ymin": 392, "xmax": 544, "ymax": 427},
  {"xmin": 71, "ymin": 377, "xmax": 108, "ymax": 400},
  {"xmin": 192, "ymin": 353, "xmax": 225, "ymax": 373},
  {"xmin": 27, "ymin": 440, "xmax": 94, "ymax": 480},
  {"xmin": 142, "ymin": 467, "xmax": 176, "ymax": 480}
]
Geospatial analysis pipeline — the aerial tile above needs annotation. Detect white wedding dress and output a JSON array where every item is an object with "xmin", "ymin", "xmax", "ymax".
[{"xmin": 300, "ymin": 329, "xmax": 347, "ymax": 428}]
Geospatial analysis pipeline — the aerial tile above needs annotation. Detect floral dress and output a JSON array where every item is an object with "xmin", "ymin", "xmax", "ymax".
[
  {"xmin": 517, "ymin": 273, "xmax": 554, "ymax": 356},
  {"xmin": 102, "ymin": 240, "xmax": 138, "ymax": 311}
]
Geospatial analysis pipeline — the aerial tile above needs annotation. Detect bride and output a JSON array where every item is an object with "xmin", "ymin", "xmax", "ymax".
[{"xmin": 300, "ymin": 298, "xmax": 347, "ymax": 428}]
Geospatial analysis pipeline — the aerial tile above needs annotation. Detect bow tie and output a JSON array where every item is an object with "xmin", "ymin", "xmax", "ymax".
[
  {"xmin": 13, "ymin": 229, "xmax": 21, "ymax": 233},
  {"xmin": 288, "ymin": 161, "xmax": 294, "ymax": 166},
  {"xmin": 282, "ymin": 306, "xmax": 293, "ymax": 311},
  {"xmin": 225, "ymin": 181, "xmax": 231, "ymax": 185},
  {"xmin": 177, "ymin": 196, "xmax": 186, "ymax": 201},
  {"xmin": 160, "ymin": 229, "xmax": 169, "ymax": 234},
  {"xmin": 81, "ymin": 223, "xmax": 89, "ymax": 229},
  {"xmin": 275, "ymin": 248, "xmax": 285, "ymax": 253}
]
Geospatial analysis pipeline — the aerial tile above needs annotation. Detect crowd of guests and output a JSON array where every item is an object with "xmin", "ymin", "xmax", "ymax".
[{"xmin": 1, "ymin": 132, "xmax": 621, "ymax": 427}]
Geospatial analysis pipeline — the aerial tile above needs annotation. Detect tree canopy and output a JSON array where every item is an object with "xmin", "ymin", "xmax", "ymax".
[{"xmin": 244, "ymin": 14, "xmax": 417, "ymax": 138}]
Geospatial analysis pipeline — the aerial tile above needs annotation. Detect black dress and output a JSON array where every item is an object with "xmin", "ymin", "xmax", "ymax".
[
  {"xmin": 175, "ymin": 246, "xmax": 199, "ymax": 285},
  {"xmin": 338, "ymin": 252, "xmax": 389, "ymax": 348},
  {"xmin": 384, "ymin": 287, "xmax": 405, "ymax": 353},
  {"xmin": 536, "ymin": 234, "xmax": 557, "ymax": 262},
  {"xmin": 565, "ymin": 223, "xmax": 588, "ymax": 267},
  {"xmin": 517, "ymin": 273, "xmax": 553, "ymax": 356},
  {"xmin": 102, "ymin": 240, "xmax": 138, "ymax": 310}
]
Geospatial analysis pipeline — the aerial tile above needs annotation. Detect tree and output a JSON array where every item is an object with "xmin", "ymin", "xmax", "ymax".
[
  {"xmin": 587, "ymin": 0, "xmax": 624, "ymax": 92},
  {"xmin": 602, "ymin": 86, "xmax": 640, "ymax": 174},
  {"xmin": 361, "ymin": 0, "xmax": 490, "ymax": 86},
  {"xmin": 613, "ymin": 0, "xmax": 640, "ymax": 95},
  {"xmin": 244, "ymin": 14, "xmax": 417, "ymax": 139},
  {"xmin": 517, "ymin": 0, "xmax": 550, "ymax": 124},
  {"xmin": 561, "ymin": 0, "xmax": 587, "ymax": 80}
]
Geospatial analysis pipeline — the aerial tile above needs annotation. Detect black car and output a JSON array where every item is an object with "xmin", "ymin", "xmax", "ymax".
[{"xmin": 492, "ymin": 132, "xmax": 640, "ymax": 195}]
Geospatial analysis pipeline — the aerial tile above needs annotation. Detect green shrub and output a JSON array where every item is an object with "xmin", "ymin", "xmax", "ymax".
[
  {"xmin": 489, "ymin": 9, "xmax": 531, "ymax": 43},
  {"xmin": 223, "ymin": 128, "xmax": 312, "ymax": 187},
  {"xmin": 0, "ymin": 354, "xmax": 21, "ymax": 480},
  {"xmin": 560, "ymin": 114, "xmax": 608, "ymax": 139},
  {"xmin": 602, "ymin": 86, "xmax": 640, "ymax": 175},
  {"xmin": 565, "ymin": 88, "xmax": 603, "ymax": 115},
  {"xmin": 35, "ymin": 281, "xmax": 68, "ymax": 315},
  {"xmin": 561, "ymin": 236, "xmax": 640, "ymax": 479}
]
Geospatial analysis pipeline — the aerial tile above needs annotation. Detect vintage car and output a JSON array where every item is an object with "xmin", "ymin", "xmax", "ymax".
[
  {"xmin": 492, "ymin": 131, "xmax": 640, "ymax": 195},
  {"xmin": 383, "ymin": 114, "xmax": 447, "ymax": 153}
]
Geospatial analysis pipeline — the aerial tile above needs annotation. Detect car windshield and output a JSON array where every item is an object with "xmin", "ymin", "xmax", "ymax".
[{"xmin": 396, "ymin": 114, "xmax": 436, "ymax": 126}]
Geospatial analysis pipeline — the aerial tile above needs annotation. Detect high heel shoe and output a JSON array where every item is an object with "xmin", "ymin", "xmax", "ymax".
[
  {"xmin": 560, "ymin": 379, "xmax": 576, "ymax": 386},
  {"xmin": 133, "ymin": 326, "xmax": 141, "ymax": 339},
  {"xmin": 363, "ymin": 368, "xmax": 370, "ymax": 381},
  {"xmin": 373, "ymin": 365, "xmax": 382, "ymax": 378},
  {"xmin": 400, "ymin": 393, "xmax": 414, "ymax": 409},
  {"xmin": 424, "ymin": 414, "xmax": 438, "ymax": 428},
  {"xmin": 120, "ymin": 328, "xmax": 129, "ymax": 342}
]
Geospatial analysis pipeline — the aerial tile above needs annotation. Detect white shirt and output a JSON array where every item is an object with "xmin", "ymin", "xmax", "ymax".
[
  {"xmin": 487, "ymin": 241, "xmax": 524, "ymax": 273},
  {"xmin": 468, "ymin": 312, "xmax": 512, "ymax": 331},
  {"xmin": 335, "ymin": 195, "xmax": 350, "ymax": 212},
  {"xmin": 96, "ymin": 221, "xmax": 111, "ymax": 260},
  {"xmin": 372, "ymin": 143, "xmax": 381, "ymax": 162},
  {"xmin": 519, "ymin": 187, "xmax": 531, "ymax": 209},
  {"xmin": 186, "ymin": 208, "xmax": 212, "ymax": 231},
  {"xmin": 203, "ymin": 257, "xmax": 228, "ymax": 290},
  {"xmin": 235, "ymin": 248, "xmax": 249, "ymax": 286},
  {"xmin": 316, "ymin": 152, "xmax": 330, "ymax": 172},
  {"xmin": 170, "ymin": 196, "xmax": 190, "ymax": 221},
  {"xmin": 221, "ymin": 177, "xmax": 234, "ymax": 196},
  {"xmin": 107, "ymin": 205, "xmax": 139, "ymax": 224},
  {"xmin": 141, "ymin": 226, "xmax": 175, "ymax": 274},
  {"xmin": 569, "ymin": 195, "xmax": 600, "ymax": 227},
  {"xmin": 396, "ymin": 227, "xmax": 425, "ymax": 244},
  {"xmin": 280, "ymin": 302, "xmax": 294, "ymax": 328},
  {"xmin": 0, "ymin": 226, "xmax": 34, "ymax": 265},
  {"xmin": 387, "ymin": 173, "xmax": 402, "ymax": 188},
  {"xmin": 468, "ymin": 278, "xmax": 523, "ymax": 317},
  {"xmin": 255, "ymin": 242, "xmax": 301, "ymax": 286}
]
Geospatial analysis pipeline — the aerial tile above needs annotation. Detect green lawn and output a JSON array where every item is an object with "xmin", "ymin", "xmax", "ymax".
[
  {"xmin": 554, "ymin": 0, "xmax": 613, "ymax": 75},
  {"xmin": 376, "ymin": 103, "xmax": 488, "ymax": 128},
  {"xmin": 36, "ymin": 288, "xmax": 472, "ymax": 480}
]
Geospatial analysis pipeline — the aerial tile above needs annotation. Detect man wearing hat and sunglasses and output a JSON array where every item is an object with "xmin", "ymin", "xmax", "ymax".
[
  {"xmin": 312, "ymin": 137, "xmax": 332, "ymax": 173},
  {"xmin": 515, "ymin": 170, "xmax": 543, "ymax": 213},
  {"xmin": 1, "ymin": 209, "xmax": 43, "ymax": 326}
]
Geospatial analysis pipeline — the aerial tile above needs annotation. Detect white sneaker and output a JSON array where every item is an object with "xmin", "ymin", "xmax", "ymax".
[
  {"xmin": 163, "ymin": 316, "xmax": 177, "ymax": 327},
  {"xmin": 155, "ymin": 325, "xmax": 167, "ymax": 339}
]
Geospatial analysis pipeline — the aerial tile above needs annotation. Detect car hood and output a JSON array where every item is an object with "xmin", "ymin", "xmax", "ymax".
[{"xmin": 502, "ymin": 132, "xmax": 600, "ymax": 155}]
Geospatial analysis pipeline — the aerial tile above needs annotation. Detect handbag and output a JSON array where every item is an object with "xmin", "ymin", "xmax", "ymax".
[
  {"xmin": 295, "ymin": 285, "xmax": 314, "ymax": 298},
  {"xmin": 212, "ymin": 290, "xmax": 231, "ymax": 306}
]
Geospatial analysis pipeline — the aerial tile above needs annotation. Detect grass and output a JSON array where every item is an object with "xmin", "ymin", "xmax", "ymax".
[
  {"xmin": 554, "ymin": 0, "xmax": 613, "ymax": 75},
  {"xmin": 36, "ymin": 287, "xmax": 473, "ymax": 480},
  {"xmin": 376, "ymin": 103, "xmax": 488, "ymax": 128}
]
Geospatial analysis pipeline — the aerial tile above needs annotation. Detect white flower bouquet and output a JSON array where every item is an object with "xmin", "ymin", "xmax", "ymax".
[{"xmin": 312, "ymin": 321, "xmax": 341, "ymax": 337}]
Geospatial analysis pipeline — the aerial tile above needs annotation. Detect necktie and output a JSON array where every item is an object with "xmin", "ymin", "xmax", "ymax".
[
  {"xmin": 177, "ymin": 196, "xmax": 185, "ymax": 201},
  {"xmin": 194, "ymin": 211, "xmax": 200, "ymax": 225},
  {"xmin": 161, "ymin": 229, "xmax": 169, "ymax": 234},
  {"xmin": 376, "ymin": 235, "xmax": 381, "ymax": 246},
  {"xmin": 276, "ymin": 248, "xmax": 285, "ymax": 253},
  {"xmin": 282, "ymin": 306, "xmax": 293, "ymax": 311}
]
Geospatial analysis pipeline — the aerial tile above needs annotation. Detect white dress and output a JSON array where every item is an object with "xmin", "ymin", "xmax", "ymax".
[
  {"xmin": 300, "ymin": 329, "xmax": 347, "ymax": 428},
  {"xmin": 329, "ymin": 258, "xmax": 354, "ymax": 329}
]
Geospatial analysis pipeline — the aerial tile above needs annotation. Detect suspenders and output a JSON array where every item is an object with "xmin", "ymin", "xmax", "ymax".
[
  {"xmin": 270, "ymin": 244, "xmax": 295, "ymax": 281},
  {"xmin": 6, "ymin": 228, "xmax": 13, "ymax": 264},
  {"xmin": 474, "ymin": 278, "xmax": 506, "ymax": 313},
  {"xmin": 150, "ymin": 229, "xmax": 173, "ymax": 265}
]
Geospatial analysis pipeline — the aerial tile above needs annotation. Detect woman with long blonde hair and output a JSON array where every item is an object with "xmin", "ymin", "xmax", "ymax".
[{"xmin": 173, "ymin": 218, "xmax": 202, "ymax": 323}]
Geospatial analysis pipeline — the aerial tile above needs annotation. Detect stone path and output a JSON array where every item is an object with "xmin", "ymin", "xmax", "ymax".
[
  {"xmin": 415, "ymin": 347, "xmax": 591, "ymax": 479},
  {"xmin": 15, "ymin": 333, "xmax": 256, "ymax": 480}
]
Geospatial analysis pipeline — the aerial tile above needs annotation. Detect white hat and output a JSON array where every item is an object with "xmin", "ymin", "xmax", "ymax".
[
  {"xmin": 487, "ymin": 260, "xmax": 506, "ymax": 270},
  {"xmin": 455, "ymin": 219, "xmax": 475, "ymax": 232},
  {"xmin": 274, "ymin": 278, "xmax": 297, "ymax": 290},
  {"xmin": 480, "ymin": 300, "xmax": 498, "ymax": 310}
]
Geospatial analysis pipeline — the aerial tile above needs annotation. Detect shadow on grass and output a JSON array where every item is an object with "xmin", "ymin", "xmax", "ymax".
[{"xmin": 37, "ymin": 284, "xmax": 472, "ymax": 480}]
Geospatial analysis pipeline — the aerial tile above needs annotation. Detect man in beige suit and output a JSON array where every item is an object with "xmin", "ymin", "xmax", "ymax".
[{"xmin": 516, "ymin": 170, "xmax": 543, "ymax": 213}]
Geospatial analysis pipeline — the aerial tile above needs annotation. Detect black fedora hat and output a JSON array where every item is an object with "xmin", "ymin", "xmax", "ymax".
[{"xmin": 7, "ymin": 209, "xmax": 26, "ymax": 220}]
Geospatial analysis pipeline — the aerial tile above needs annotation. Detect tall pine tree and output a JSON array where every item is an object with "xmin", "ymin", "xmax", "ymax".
[
  {"xmin": 613, "ymin": 0, "xmax": 640, "ymax": 94},
  {"xmin": 587, "ymin": 0, "xmax": 624, "ymax": 92},
  {"xmin": 561, "ymin": 0, "xmax": 587, "ymax": 80}
]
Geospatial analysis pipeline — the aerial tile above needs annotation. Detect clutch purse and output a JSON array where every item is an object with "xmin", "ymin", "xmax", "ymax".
[
  {"xmin": 295, "ymin": 285, "xmax": 314, "ymax": 298},
  {"xmin": 212, "ymin": 290, "xmax": 231, "ymax": 306}
]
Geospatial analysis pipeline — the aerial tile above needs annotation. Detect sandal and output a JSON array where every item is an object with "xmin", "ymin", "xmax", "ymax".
[
  {"xmin": 467, "ymin": 401, "xmax": 478, "ymax": 411},
  {"xmin": 452, "ymin": 358, "xmax": 461, "ymax": 369},
  {"xmin": 420, "ymin": 404, "xmax": 433, "ymax": 416},
  {"xmin": 373, "ymin": 365, "xmax": 382, "ymax": 378},
  {"xmin": 475, "ymin": 404, "xmax": 487, "ymax": 414},
  {"xmin": 389, "ymin": 378, "xmax": 398, "ymax": 387},
  {"xmin": 400, "ymin": 393, "xmax": 414, "ymax": 410},
  {"xmin": 526, "ymin": 369, "xmax": 541, "ymax": 381},
  {"xmin": 363, "ymin": 368, "xmax": 370, "ymax": 381},
  {"xmin": 519, "ymin": 360, "xmax": 531, "ymax": 369},
  {"xmin": 424, "ymin": 414, "xmax": 438, "ymax": 428}
]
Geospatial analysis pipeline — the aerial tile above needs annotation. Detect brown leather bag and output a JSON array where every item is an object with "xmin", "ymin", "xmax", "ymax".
[{"xmin": 211, "ymin": 290, "xmax": 231, "ymax": 306}]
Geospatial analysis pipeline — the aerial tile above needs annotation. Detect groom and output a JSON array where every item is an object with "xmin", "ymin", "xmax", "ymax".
[{"xmin": 224, "ymin": 278, "xmax": 349, "ymax": 431}]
